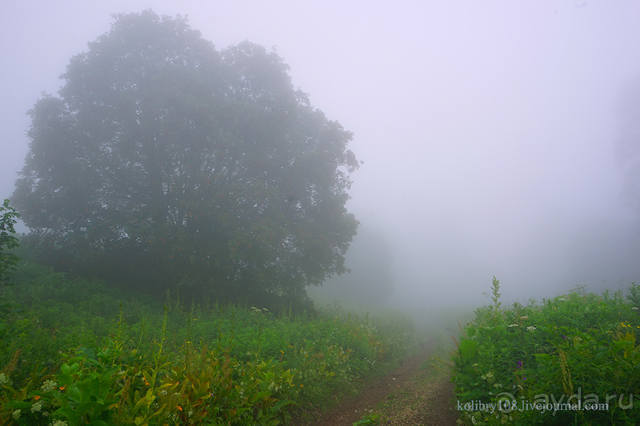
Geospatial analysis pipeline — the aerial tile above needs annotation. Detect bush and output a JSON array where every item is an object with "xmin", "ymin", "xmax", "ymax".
[
  {"xmin": 0, "ymin": 199, "xmax": 19, "ymax": 285},
  {"xmin": 453, "ymin": 281, "xmax": 640, "ymax": 425}
]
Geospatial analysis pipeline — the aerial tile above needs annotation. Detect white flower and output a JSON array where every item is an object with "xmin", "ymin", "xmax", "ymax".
[
  {"xmin": 12, "ymin": 409, "xmax": 21, "ymax": 420},
  {"xmin": 632, "ymin": 307, "xmax": 639, "ymax": 311},
  {"xmin": 526, "ymin": 326, "xmax": 536, "ymax": 331},
  {"xmin": 0, "ymin": 373, "xmax": 9, "ymax": 386},
  {"xmin": 481, "ymin": 371, "xmax": 494, "ymax": 381},
  {"xmin": 41, "ymin": 379, "xmax": 58, "ymax": 392},
  {"xmin": 52, "ymin": 421, "xmax": 69, "ymax": 426},
  {"xmin": 507, "ymin": 324, "xmax": 519, "ymax": 328},
  {"xmin": 31, "ymin": 400, "xmax": 43, "ymax": 413}
]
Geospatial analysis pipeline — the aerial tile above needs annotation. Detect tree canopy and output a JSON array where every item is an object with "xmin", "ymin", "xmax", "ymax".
[{"xmin": 13, "ymin": 10, "xmax": 359, "ymax": 306}]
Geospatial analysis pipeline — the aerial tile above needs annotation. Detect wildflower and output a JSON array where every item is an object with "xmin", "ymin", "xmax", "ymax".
[
  {"xmin": 34, "ymin": 395, "xmax": 41, "ymax": 401},
  {"xmin": 481, "ymin": 371, "xmax": 494, "ymax": 381},
  {"xmin": 41, "ymin": 380, "xmax": 58, "ymax": 392},
  {"xmin": 526, "ymin": 326, "xmax": 536, "ymax": 332},
  {"xmin": 31, "ymin": 400, "xmax": 43, "ymax": 413},
  {"xmin": 0, "ymin": 373, "xmax": 9, "ymax": 386},
  {"xmin": 59, "ymin": 386, "xmax": 65, "ymax": 391},
  {"xmin": 177, "ymin": 405, "xmax": 183, "ymax": 412},
  {"xmin": 507, "ymin": 324, "xmax": 519, "ymax": 328},
  {"xmin": 52, "ymin": 421, "xmax": 68, "ymax": 426},
  {"xmin": 12, "ymin": 409, "xmax": 21, "ymax": 420},
  {"xmin": 632, "ymin": 306, "xmax": 639, "ymax": 311},
  {"xmin": 520, "ymin": 315, "xmax": 529, "ymax": 320},
  {"xmin": 516, "ymin": 360, "xmax": 523, "ymax": 369}
]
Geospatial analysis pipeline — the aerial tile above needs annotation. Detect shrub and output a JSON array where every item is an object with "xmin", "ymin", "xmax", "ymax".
[
  {"xmin": 453, "ymin": 281, "xmax": 640, "ymax": 425},
  {"xmin": 0, "ymin": 199, "xmax": 20, "ymax": 285}
]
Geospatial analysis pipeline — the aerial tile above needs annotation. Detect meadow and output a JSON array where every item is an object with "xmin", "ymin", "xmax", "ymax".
[
  {"xmin": 453, "ymin": 278, "xmax": 640, "ymax": 425},
  {"xmin": 0, "ymin": 262, "xmax": 415, "ymax": 425}
]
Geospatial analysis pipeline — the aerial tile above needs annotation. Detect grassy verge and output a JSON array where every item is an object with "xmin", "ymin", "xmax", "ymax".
[
  {"xmin": 453, "ymin": 279, "xmax": 640, "ymax": 425},
  {"xmin": 0, "ymin": 263, "xmax": 414, "ymax": 425}
]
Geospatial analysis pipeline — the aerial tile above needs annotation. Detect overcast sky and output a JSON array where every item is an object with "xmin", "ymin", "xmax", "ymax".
[{"xmin": 2, "ymin": 1, "xmax": 640, "ymax": 307}]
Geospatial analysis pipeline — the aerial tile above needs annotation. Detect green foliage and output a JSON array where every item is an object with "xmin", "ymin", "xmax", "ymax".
[
  {"xmin": 0, "ymin": 199, "xmax": 20, "ymax": 285},
  {"xmin": 628, "ymin": 282, "xmax": 640, "ymax": 307},
  {"xmin": 13, "ymin": 10, "xmax": 359, "ymax": 305},
  {"xmin": 490, "ymin": 276, "xmax": 501, "ymax": 311},
  {"xmin": 453, "ymin": 281, "xmax": 640, "ymax": 425},
  {"xmin": 353, "ymin": 411, "xmax": 381, "ymax": 425},
  {"xmin": 0, "ymin": 263, "xmax": 412, "ymax": 424}
]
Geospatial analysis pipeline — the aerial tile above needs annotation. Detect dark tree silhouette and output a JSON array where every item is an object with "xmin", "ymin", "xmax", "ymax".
[{"xmin": 13, "ymin": 11, "xmax": 359, "ymax": 306}]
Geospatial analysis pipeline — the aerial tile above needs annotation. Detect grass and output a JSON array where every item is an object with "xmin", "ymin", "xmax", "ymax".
[
  {"xmin": 453, "ymin": 278, "xmax": 640, "ymax": 425},
  {"xmin": 0, "ymin": 262, "xmax": 415, "ymax": 425}
]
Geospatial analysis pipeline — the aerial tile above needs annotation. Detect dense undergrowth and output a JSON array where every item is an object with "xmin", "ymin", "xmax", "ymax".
[
  {"xmin": 453, "ymin": 278, "xmax": 640, "ymax": 425},
  {"xmin": 0, "ymin": 262, "xmax": 414, "ymax": 425}
]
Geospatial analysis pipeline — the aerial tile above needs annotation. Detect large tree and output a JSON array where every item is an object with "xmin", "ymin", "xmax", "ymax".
[{"xmin": 13, "ymin": 11, "xmax": 359, "ymax": 305}]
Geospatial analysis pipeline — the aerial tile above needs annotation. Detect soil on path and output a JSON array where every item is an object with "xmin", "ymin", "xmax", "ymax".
[{"xmin": 311, "ymin": 341, "xmax": 458, "ymax": 425}]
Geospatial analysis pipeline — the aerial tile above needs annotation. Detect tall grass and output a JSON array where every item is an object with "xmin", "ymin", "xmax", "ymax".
[
  {"xmin": 0, "ymin": 262, "xmax": 413, "ymax": 424},
  {"xmin": 453, "ymin": 280, "xmax": 640, "ymax": 425}
]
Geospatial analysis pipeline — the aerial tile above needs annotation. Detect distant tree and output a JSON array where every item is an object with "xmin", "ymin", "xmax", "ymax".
[
  {"xmin": 314, "ymin": 225, "xmax": 394, "ymax": 306},
  {"xmin": 0, "ymin": 199, "xmax": 20, "ymax": 285},
  {"xmin": 13, "ymin": 11, "xmax": 359, "ymax": 305}
]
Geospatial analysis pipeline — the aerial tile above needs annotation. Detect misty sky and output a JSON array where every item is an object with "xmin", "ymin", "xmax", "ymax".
[{"xmin": 2, "ymin": 1, "xmax": 640, "ymax": 307}]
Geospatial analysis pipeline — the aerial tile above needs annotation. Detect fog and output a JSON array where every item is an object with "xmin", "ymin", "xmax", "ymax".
[{"xmin": 2, "ymin": 1, "xmax": 640, "ymax": 310}]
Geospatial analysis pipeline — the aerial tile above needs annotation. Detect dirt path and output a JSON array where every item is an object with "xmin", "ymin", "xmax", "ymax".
[{"xmin": 310, "ymin": 341, "xmax": 458, "ymax": 425}]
